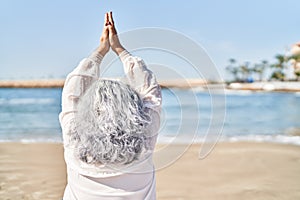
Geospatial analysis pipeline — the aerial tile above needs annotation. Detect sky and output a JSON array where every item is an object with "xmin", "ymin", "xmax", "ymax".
[{"xmin": 0, "ymin": 0, "xmax": 299, "ymax": 80}]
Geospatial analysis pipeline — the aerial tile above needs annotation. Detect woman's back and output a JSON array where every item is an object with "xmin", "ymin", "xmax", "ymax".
[{"xmin": 59, "ymin": 12, "xmax": 161, "ymax": 200}]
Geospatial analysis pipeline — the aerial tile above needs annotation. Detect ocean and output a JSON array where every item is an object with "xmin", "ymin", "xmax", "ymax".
[{"xmin": 1, "ymin": 87, "xmax": 300, "ymax": 145}]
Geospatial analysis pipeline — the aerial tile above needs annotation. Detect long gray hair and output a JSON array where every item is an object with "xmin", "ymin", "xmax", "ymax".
[{"xmin": 74, "ymin": 79, "xmax": 152, "ymax": 166}]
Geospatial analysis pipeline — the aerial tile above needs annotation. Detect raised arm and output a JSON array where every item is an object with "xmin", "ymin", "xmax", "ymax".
[
  {"xmin": 59, "ymin": 13, "xmax": 111, "ymax": 143},
  {"xmin": 60, "ymin": 47, "xmax": 103, "ymax": 115},
  {"xmin": 107, "ymin": 12, "xmax": 162, "ymax": 111},
  {"xmin": 120, "ymin": 51, "xmax": 162, "ymax": 110}
]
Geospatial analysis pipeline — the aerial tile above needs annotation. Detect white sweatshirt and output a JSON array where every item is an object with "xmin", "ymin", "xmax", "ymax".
[{"xmin": 59, "ymin": 49, "xmax": 162, "ymax": 200}]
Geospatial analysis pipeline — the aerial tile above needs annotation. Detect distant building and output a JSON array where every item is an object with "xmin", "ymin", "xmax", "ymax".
[
  {"xmin": 291, "ymin": 42, "xmax": 300, "ymax": 55},
  {"xmin": 291, "ymin": 42, "xmax": 300, "ymax": 79}
]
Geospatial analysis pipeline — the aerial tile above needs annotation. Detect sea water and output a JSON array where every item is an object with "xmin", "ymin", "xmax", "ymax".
[{"xmin": 0, "ymin": 88, "xmax": 300, "ymax": 145}]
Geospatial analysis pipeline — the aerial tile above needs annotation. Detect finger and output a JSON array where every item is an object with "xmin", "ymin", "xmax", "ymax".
[
  {"xmin": 107, "ymin": 12, "xmax": 117, "ymax": 34},
  {"xmin": 105, "ymin": 12, "xmax": 109, "ymax": 24},
  {"xmin": 105, "ymin": 12, "xmax": 110, "ymax": 26},
  {"xmin": 108, "ymin": 11, "xmax": 114, "ymax": 25},
  {"xmin": 104, "ymin": 13, "xmax": 107, "ymax": 25},
  {"xmin": 102, "ymin": 24, "xmax": 108, "ymax": 36}
]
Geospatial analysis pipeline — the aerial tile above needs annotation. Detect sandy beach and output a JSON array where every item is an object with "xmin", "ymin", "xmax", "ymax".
[{"xmin": 0, "ymin": 142, "xmax": 300, "ymax": 200}]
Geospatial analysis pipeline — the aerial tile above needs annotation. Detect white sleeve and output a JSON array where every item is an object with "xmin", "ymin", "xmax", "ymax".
[
  {"xmin": 59, "ymin": 49, "xmax": 103, "ymax": 144},
  {"xmin": 119, "ymin": 50, "xmax": 162, "ymax": 114}
]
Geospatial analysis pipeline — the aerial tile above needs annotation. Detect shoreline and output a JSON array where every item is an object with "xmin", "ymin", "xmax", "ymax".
[
  {"xmin": 2, "ymin": 133, "xmax": 300, "ymax": 146},
  {"xmin": 1, "ymin": 141, "xmax": 300, "ymax": 199},
  {"xmin": 1, "ymin": 79, "xmax": 300, "ymax": 92}
]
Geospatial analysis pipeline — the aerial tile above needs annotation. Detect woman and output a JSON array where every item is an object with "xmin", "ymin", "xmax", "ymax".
[{"xmin": 59, "ymin": 12, "xmax": 162, "ymax": 199}]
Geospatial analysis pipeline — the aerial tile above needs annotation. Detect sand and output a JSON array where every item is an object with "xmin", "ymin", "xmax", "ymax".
[
  {"xmin": 0, "ymin": 143, "xmax": 66, "ymax": 200},
  {"xmin": 0, "ymin": 142, "xmax": 300, "ymax": 200}
]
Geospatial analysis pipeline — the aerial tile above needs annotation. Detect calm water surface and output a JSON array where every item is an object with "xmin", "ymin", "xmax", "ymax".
[{"xmin": 0, "ymin": 88, "xmax": 300, "ymax": 144}]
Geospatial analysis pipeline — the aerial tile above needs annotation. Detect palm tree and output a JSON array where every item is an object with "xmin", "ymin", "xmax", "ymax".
[
  {"xmin": 271, "ymin": 71, "xmax": 285, "ymax": 81},
  {"xmin": 226, "ymin": 58, "xmax": 240, "ymax": 81},
  {"xmin": 270, "ymin": 54, "xmax": 287, "ymax": 81},
  {"xmin": 240, "ymin": 62, "xmax": 251, "ymax": 82},
  {"xmin": 288, "ymin": 54, "xmax": 300, "ymax": 81},
  {"xmin": 254, "ymin": 60, "xmax": 268, "ymax": 81},
  {"xmin": 294, "ymin": 71, "xmax": 300, "ymax": 81}
]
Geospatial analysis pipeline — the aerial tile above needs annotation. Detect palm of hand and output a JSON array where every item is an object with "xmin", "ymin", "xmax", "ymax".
[
  {"xmin": 100, "ymin": 30, "xmax": 110, "ymax": 54},
  {"xmin": 99, "ymin": 12, "xmax": 124, "ymax": 56}
]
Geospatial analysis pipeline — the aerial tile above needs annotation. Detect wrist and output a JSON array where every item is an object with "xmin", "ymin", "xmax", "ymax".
[
  {"xmin": 113, "ymin": 46, "xmax": 126, "ymax": 56},
  {"xmin": 97, "ymin": 46, "xmax": 109, "ymax": 57}
]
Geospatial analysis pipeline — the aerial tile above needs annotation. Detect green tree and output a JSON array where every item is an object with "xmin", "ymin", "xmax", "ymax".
[
  {"xmin": 254, "ymin": 60, "xmax": 268, "ymax": 81},
  {"xmin": 271, "ymin": 71, "xmax": 285, "ymax": 80},
  {"xmin": 270, "ymin": 54, "xmax": 287, "ymax": 81},
  {"xmin": 295, "ymin": 71, "xmax": 300, "ymax": 81},
  {"xmin": 239, "ymin": 62, "xmax": 251, "ymax": 82},
  {"xmin": 288, "ymin": 53, "xmax": 300, "ymax": 81},
  {"xmin": 226, "ymin": 58, "xmax": 240, "ymax": 82}
]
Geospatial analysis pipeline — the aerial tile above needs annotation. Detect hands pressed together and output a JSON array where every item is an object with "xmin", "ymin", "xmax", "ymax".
[{"xmin": 98, "ymin": 12, "xmax": 125, "ymax": 57}]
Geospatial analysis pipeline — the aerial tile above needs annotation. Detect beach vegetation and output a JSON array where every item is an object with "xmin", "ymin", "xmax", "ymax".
[
  {"xmin": 226, "ymin": 49, "xmax": 300, "ymax": 82},
  {"xmin": 269, "ymin": 54, "xmax": 288, "ymax": 81},
  {"xmin": 289, "ymin": 53, "xmax": 300, "ymax": 81},
  {"xmin": 226, "ymin": 59, "xmax": 267, "ymax": 82}
]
